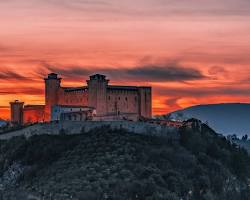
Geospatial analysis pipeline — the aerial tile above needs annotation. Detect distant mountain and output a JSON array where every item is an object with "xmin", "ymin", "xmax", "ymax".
[{"xmin": 165, "ymin": 103, "xmax": 250, "ymax": 137}]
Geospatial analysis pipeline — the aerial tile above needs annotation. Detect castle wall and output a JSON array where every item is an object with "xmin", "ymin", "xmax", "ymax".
[
  {"xmin": 107, "ymin": 89, "xmax": 139, "ymax": 115},
  {"xmin": 57, "ymin": 88, "xmax": 88, "ymax": 106},
  {"xmin": 51, "ymin": 105, "xmax": 94, "ymax": 121},
  {"xmin": 23, "ymin": 105, "xmax": 45, "ymax": 124},
  {"xmin": 138, "ymin": 87, "xmax": 152, "ymax": 118},
  {"xmin": 0, "ymin": 121, "xmax": 179, "ymax": 141}
]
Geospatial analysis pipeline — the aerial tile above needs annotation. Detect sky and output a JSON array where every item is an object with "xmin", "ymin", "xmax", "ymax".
[{"xmin": 1, "ymin": 0, "xmax": 250, "ymax": 119}]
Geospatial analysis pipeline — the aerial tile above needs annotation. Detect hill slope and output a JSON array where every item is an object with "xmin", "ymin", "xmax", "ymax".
[
  {"xmin": 166, "ymin": 103, "xmax": 250, "ymax": 136},
  {"xmin": 0, "ymin": 125, "xmax": 250, "ymax": 200}
]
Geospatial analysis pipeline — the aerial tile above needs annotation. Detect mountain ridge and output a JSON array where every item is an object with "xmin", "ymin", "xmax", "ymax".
[{"xmin": 165, "ymin": 103, "xmax": 250, "ymax": 137}]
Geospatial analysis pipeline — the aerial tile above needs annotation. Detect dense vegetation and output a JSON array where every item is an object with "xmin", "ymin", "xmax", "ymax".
[
  {"xmin": 227, "ymin": 135, "xmax": 250, "ymax": 154},
  {"xmin": 0, "ymin": 122, "xmax": 250, "ymax": 200}
]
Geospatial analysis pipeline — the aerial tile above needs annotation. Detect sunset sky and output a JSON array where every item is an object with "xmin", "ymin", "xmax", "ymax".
[{"xmin": 1, "ymin": 0, "xmax": 250, "ymax": 119}]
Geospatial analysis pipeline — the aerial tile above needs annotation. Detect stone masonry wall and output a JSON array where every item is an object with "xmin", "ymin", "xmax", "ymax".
[{"xmin": 0, "ymin": 121, "xmax": 179, "ymax": 141}]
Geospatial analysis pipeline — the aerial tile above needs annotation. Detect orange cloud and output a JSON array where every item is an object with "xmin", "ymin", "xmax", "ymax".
[{"xmin": 0, "ymin": 0, "xmax": 250, "ymax": 119}]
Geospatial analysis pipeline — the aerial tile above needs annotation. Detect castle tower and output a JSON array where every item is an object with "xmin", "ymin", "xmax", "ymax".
[
  {"xmin": 87, "ymin": 74, "xmax": 109, "ymax": 116},
  {"xmin": 138, "ymin": 87, "xmax": 152, "ymax": 118},
  {"xmin": 10, "ymin": 100, "xmax": 24, "ymax": 125},
  {"xmin": 44, "ymin": 73, "xmax": 61, "ymax": 121}
]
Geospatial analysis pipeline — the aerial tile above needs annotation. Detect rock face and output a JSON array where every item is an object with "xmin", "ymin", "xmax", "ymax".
[{"xmin": 167, "ymin": 103, "xmax": 250, "ymax": 137}]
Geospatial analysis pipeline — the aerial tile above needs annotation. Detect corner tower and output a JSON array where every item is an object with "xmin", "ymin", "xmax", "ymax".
[
  {"xmin": 44, "ymin": 73, "xmax": 61, "ymax": 121},
  {"xmin": 10, "ymin": 100, "xmax": 24, "ymax": 125},
  {"xmin": 87, "ymin": 74, "xmax": 109, "ymax": 116},
  {"xmin": 138, "ymin": 87, "xmax": 152, "ymax": 118}
]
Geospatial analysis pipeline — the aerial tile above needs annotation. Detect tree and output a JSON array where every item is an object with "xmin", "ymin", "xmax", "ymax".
[{"xmin": 242, "ymin": 134, "xmax": 248, "ymax": 141}]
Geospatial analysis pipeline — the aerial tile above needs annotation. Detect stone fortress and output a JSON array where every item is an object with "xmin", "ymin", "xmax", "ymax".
[{"xmin": 10, "ymin": 73, "xmax": 152, "ymax": 125}]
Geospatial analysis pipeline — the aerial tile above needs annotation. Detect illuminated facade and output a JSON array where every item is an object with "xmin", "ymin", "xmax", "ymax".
[
  {"xmin": 51, "ymin": 105, "xmax": 95, "ymax": 121},
  {"xmin": 10, "ymin": 100, "xmax": 24, "ymax": 125},
  {"xmin": 10, "ymin": 73, "xmax": 152, "ymax": 125}
]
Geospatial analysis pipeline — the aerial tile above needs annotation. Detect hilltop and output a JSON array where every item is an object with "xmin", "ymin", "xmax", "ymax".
[
  {"xmin": 0, "ymin": 122, "xmax": 250, "ymax": 200},
  {"xmin": 164, "ymin": 103, "xmax": 250, "ymax": 137}
]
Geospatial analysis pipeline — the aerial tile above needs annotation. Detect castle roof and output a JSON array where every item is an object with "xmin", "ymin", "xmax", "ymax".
[
  {"xmin": 54, "ymin": 105, "xmax": 94, "ymax": 109},
  {"xmin": 108, "ymin": 86, "xmax": 138, "ymax": 90},
  {"xmin": 24, "ymin": 105, "xmax": 45, "ymax": 108},
  {"xmin": 62, "ymin": 86, "xmax": 88, "ymax": 92},
  {"xmin": 23, "ymin": 105, "xmax": 45, "ymax": 111},
  {"xmin": 107, "ymin": 85, "xmax": 151, "ymax": 91}
]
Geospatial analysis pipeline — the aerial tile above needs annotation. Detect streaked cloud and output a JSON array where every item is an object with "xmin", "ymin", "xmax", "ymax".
[
  {"xmin": 155, "ymin": 86, "xmax": 250, "ymax": 97},
  {"xmin": 0, "ymin": 70, "xmax": 29, "ymax": 80},
  {"xmin": 0, "ymin": 88, "xmax": 43, "ymax": 96},
  {"xmin": 42, "ymin": 62, "xmax": 206, "ymax": 82}
]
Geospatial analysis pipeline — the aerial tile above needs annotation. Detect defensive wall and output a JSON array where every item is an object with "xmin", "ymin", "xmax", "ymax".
[{"xmin": 0, "ymin": 121, "xmax": 179, "ymax": 141}]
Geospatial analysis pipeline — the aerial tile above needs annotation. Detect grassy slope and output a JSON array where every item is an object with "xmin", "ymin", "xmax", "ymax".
[{"xmin": 0, "ymin": 125, "xmax": 250, "ymax": 200}]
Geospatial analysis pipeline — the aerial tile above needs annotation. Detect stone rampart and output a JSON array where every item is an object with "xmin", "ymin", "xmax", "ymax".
[{"xmin": 0, "ymin": 121, "xmax": 179, "ymax": 141}]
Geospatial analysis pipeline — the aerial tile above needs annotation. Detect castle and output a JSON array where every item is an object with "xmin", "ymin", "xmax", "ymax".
[{"xmin": 10, "ymin": 73, "xmax": 152, "ymax": 125}]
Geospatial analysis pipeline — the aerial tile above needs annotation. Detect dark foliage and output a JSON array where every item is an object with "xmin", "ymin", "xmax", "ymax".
[
  {"xmin": 0, "ymin": 123, "xmax": 250, "ymax": 200},
  {"xmin": 180, "ymin": 121, "xmax": 250, "ymax": 181}
]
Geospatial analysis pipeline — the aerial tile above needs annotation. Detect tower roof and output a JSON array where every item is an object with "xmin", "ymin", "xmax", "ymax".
[
  {"xmin": 44, "ymin": 73, "xmax": 61, "ymax": 81},
  {"xmin": 89, "ymin": 74, "xmax": 106, "ymax": 80},
  {"xmin": 48, "ymin": 73, "xmax": 58, "ymax": 79},
  {"xmin": 10, "ymin": 100, "xmax": 24, "ymax": 105}
]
